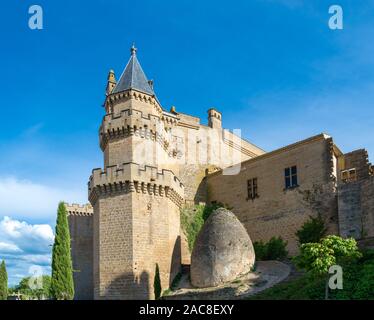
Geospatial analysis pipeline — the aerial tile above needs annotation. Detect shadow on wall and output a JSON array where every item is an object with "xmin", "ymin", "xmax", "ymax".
[
  {"xmin": 169, "ymin": 236, "xmax": 182, "ymax": 287},
  {"xmin": 194, "ymin": 177, "xmax": 208, "ymax": 204},
  {"xmin": 105, "ymin": 271, "xmax": 150, "ymax": 300},
  {"xmin": 103, "ymin": 236, "xmax": 183, "ymax": 299}
]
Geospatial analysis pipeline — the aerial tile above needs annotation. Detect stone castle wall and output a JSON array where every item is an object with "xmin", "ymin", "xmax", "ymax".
[
  {"xmin": 206, "ymin": 135, "xmax": 339, "ymax": 255},
  {"xmin": 66, "ymin": 204, "xmax": 94, "ymax": 300},
  {"xmin": 361, "ymin": 177, "xmax": 374, "ymax": 238},
  {"xmin": 89, "ymin": 161, "xmax": 183, "ymax": 299},
  {"xmin": 71, "ymin": 50, "xmax": 374, "ymax": 300},
  {"xmin": 337, "ymin": 149, "xmax": 374, "ymax": 239}
]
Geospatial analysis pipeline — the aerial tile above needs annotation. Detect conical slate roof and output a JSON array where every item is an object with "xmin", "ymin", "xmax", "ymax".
[{"xmin": 112, "ymin": 45, "xmax": 155, "ymax": 96}]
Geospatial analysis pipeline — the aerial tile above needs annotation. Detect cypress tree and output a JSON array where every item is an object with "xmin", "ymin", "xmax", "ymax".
[
  {"xmin": 154, "ymin": 263, "xmax": 162, "ymax": 300},
  {"xmin": 0, "ymin": 260, "xmax": 8, "ymax": 300},
  {"xmin": 51, "ymin": 202, "xmax": 74, "ymax": 300}
]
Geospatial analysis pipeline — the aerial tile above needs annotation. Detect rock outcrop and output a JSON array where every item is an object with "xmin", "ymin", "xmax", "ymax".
[{"xmin": 190, "ymin": 207, "xmax": 255, "ymax": 288}]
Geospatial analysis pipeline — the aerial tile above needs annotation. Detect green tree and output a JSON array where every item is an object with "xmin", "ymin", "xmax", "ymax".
[
  {"xmin": 0, "ymin": 260, "xmax": 8, "ymax": 300},
  {"xmin": 293, "ymin": 235, "xmax": 362, "ymax": 299},
  {"xmin": 51, "ymin": 202, "xmax": 74, "ymax": 300},
  {"xmin": 154, "ymin": 263, "xmax": 161, "ymax": 300},
  {"xmin": 296, "ymin": 215, "xmax": 327, "ymax": 245}
]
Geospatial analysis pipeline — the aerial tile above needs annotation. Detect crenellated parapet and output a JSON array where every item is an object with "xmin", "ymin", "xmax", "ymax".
[
  {"xmin": 65, "ymin": 203, "xmax": 93, "ymax": 216},
  {"xmin": 88, "ymin": 162, "xmax": 184, "ymax": 207},
  {"xmin": 104, "ymin": 89, "xmax": 163, "ymax": 115},
  {"xmin": 99, "ymin": 108, "xmax": 182, "ymax": 159}
]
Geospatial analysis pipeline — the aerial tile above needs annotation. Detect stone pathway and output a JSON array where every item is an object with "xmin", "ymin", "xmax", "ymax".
[{"xmin": 164, "ymin": 261, "xmax": 291, "ymax": 300}]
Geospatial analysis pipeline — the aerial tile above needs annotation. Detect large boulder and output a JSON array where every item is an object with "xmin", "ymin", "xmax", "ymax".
[{"xmin": 190, "ymin": 207, "xmax": 255, "ymax": 288}]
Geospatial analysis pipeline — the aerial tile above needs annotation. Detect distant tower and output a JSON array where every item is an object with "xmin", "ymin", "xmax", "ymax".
[
  {"xmin": 89, "ymin": 46, "xmax": 184, "ymax": 299},
  {"xmin": 208, "ymin": 108, "xmax": 222, "ymax": 129}
]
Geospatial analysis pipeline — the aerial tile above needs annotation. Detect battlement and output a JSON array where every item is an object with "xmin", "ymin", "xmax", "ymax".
[
  {"xmin": 88, "ymin": 162, "xmax": 184, "ymax": 207},
  {"xmin": 105, "ymin": 89, "xmax": 163, "ymax": 116},
  {"xmin": 65, "ymin": 203, "xmax": 93, "ymax": 216},
  {"xmin": 99, "ymin": 108, "xmax": 177, "ymax": 151}
]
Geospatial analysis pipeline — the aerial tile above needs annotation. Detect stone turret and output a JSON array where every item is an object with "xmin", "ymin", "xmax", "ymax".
[
  {"xmin": 89, "ymin": 46, "xmax": 184, "ymax": 300},
  {"xmin": 208, "ymin": 108, "xmax": 222, "ymax": 129},
  {"xmin": 105, "ymin": 69, "xmax": 117, "ymax": 96}
]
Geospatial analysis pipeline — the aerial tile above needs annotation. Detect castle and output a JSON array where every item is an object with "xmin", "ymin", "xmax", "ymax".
[{"xmin": 67, "ymin": 46, "xmax": 374, "ymax": 300}]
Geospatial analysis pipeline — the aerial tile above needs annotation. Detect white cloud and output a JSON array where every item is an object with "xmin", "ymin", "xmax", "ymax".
[
  {"xmin": 0, "ymin": 216, "xmax": 54, "ymax": 285},
  {"xmin": 0, "ymin": 242, "xmax": 22, "ymax": 253},
  {"xmin": 0, "ymin": 176, "xmax": 87, "ymax": 221},
  {"xmin": 0, "ymin": 216, "xmax": 54, "ymax": 254}
]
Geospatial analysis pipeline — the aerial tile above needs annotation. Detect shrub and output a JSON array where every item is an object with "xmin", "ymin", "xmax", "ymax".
[
  {"xmin": 253, "ymin": 237, "xmax": 288, "ymax": 261},
  {"xmin": 296, "ymin": 215, "xmax": 326, "ymax": 245},
  {"xmin": 266, "ymin": 237, "xmax": 289, "ymax": 260},
  {"xmin": 154, "ymin": 264, "xmax": 161, "ymax": 300},
  {"xmin": 253, "ymin": 241, "xmax": 267, "ymax": 261}
]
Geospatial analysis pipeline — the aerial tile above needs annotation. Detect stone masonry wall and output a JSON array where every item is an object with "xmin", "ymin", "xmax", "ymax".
[
  {"xmin": 206, "ymin": 135, "xmax": 339, "ymax": 255},
  {"xmin": 337, "ymin": 149, "xmax": 373, "ymax": 239},
  {"xmin": 361, "ymin": 177, "xmax": 374, "ymax": 238},
  {"xmin": 67, "ymin": 204, "xmax": 93, "ymax": 300},
  {"xmin": 93, "ymin": 193, "xmax": 133, "ymax": 300},
  {"xmin": 337, "ymin": 182, "xmax": 362, "ymax": 238}
]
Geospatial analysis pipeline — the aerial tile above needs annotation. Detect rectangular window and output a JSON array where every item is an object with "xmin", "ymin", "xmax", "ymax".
[
  {"xmin": 247, "ymin": 178, "xmax": 259, "ymax": 200},
  {"xmin": 285, "ymin": 166, "xmax": 298, "ymax": 189}
]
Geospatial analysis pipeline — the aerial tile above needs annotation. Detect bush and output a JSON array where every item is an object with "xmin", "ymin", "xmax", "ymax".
[
  {"xmin": 253, "ymin": 237, "xmax": 288, "ymax": 261},
  {"xmin": 296, "ymin": 215, "xmax": 326, "ymax": 245},
  {"xmin": 266, "ymin": 237, "xmax": 289, "ymax": 260},
  {"xmin": 253, "ymin": 241, "xmax": 268, "ymax": 261}
]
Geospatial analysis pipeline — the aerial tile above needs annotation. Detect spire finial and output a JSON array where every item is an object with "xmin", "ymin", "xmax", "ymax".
[{"xmin": 130, "ymin": 43, "xmax": 137, "ymax": 56}]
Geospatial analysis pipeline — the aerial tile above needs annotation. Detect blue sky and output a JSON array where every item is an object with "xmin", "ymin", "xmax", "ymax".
[{"xmin": 0, "ymin": 0, "xmax": 373, "ymax": 285}]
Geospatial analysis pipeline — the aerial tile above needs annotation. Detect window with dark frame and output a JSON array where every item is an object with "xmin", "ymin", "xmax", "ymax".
[
  {"xmin": 247, "ymin": 178, "xmax": 259, "ymax": 200},
  {"xmin": 285, "ymin": 166, "xmax": 298, "ymax": 189}
]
